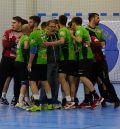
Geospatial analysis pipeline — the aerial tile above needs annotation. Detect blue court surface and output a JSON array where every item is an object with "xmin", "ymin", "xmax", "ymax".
[{"xmin": 0, "ymin": 83, "xmax": 120, "ymax": 129}]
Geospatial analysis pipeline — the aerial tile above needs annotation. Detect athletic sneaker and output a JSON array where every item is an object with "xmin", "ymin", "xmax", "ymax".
[
  {"xmin": 91, "ymin": 100, "xmax": 98, "ymax": 109},
  {"xmin": 53, "ymin": 101, "xmax": 62, "ymax": 109},
  {"xmin": 78, "ymin": 101, "xmax": 91, "ymax": 108},
  {"xmin": 91, "ymin": 97, "xmax": 104, "ymax": 109},
  {"xmin": 0, "ymin": 97, "xmax": 9, "ymax": 105},
  {"xmin": 53, "ymin": 104, "xmax": 62, "ymax": 109},
  {"xmin": 26, "ymin": 105, "xmax": 41, "ymax": 112},
  {"xmin": 11, "ymin": 97, "xmax": 17, "ymax": 106},
  {"xmin": 94, "ymin": 97, "xmax": 104, "ymax": 106},
  {"xmin": 16, "ymin": 102, "xmax": 28, "ymax": 110},
  {"xmin": 43, "ymin": 104, "xmax": 54, "ymax": 110},
  {"xmin": 64, "ymin": 101, "xmax": 75, "ymax": 109}
]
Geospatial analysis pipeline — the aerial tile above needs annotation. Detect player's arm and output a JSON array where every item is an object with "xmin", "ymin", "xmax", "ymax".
[
  {"xmin": 27, "ymin": 45, "xmax": 37, "ymax": 72},
  {"xmin": 91, "ymin": 36, "xmax": 105, "ymax": 48},
  {"xmin": 23, "ymin": 38, "xmax": 29, "ymax": 62},
  {"xmin": 96, "ymin": 29, "xmax": 106, "ymax": 48},
  {"xmin": 44, "ymin": 37, "xmax": 65, "ymax": 46},
  {"xmin": 27, "ymin": 32, "xmax": 38, "ymax": 71},
  {"xmin": 71, "ymin": 30, "xmax": 82, "ymax": 43},
  {"xmin": 100, "ymin": 32, "xmax": 106, "ymax": 48},
  {"xmin": 24, "ymin": 40, "xmax": 29, "ymax": 49},
  {"xmin": 2, "ymin": 30, "xmax": 11, "ymax": 49},
  {"xmin": 44, "ymin": 30, "xmax": 65, "ymax": 46},
  {"xmin": 70, "ymin": 29, "xmax": 82, "ymax": 43}
]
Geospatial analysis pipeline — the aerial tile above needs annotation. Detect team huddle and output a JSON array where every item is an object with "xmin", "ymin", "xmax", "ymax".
[{"xmin": 0, "ymin": 13, "xmax": 119, "ymax": 112}]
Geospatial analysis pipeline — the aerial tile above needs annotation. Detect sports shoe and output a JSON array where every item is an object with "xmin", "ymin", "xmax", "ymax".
[
  {"xmin": 90, "ymin": 97, "xmax": 104, "ymax": 109},
  {"xmin": 64, "ymin": 101, "xmax": 75, "ymax": 109},
  {"xmin": 16, "ymin": 102, "xmax": 28, "ymax": 110},
  {"xmin": 78, "ymin": 101, "xmax": 91, "ymax": 108},
  {"xmin": 53, "ymin": 100, "xmax": 62, "ymax": 109},
  {"xmin": 11, "ymin": 97, "xmax": 17, "ymax": 106},
  {"xmin": 94, "ymin": 97, "xmax": 104, "ymax": 106},
  {"xmin": 0, "ymin": 97, "xmax": 9, "ymax": 105},
  {"xmin": 26, "ymin": 105, "xmax": 41, "ymax": 112},
  {"xmin": 91, "ymin": 100, "xmax": 98, "ymax": 109},
  {"xmin": 53, "ymin": 104, "xmax": 62, "ymax": 109},
  {"xmin": 43, "ymin": 104, "xmax": 54, "ymax": 110}
]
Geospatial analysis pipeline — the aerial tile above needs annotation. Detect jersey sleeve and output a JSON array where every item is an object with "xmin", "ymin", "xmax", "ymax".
[
  {"xmin": 100, "ymin": 30, "xmax": 106, "ymax": 43},
  {"xmin": 75, "ymin": 28, "xmax": 83, "ymax": 38},
  {"xmin": 2, "ymin": 30, "xmax": 11, "ymax": 49},
  {"xmin": 59, "ymin": 29, "xmax": 66, "ymax": 39},
  {"xmin": 29, "ymin": 31, "xmax": 38, "ymax": 49},
  {"xmin": 84, "ymin": 28, "xmax": 91, "ymax": 41}
]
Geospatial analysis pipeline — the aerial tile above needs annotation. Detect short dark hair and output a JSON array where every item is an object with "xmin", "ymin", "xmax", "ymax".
[
  {"xmin": 41, "ymin": 21, "xmax": 48, "ymax": 28},
  {"xmin": 68, "ymin": 21, "xmax": 72, "ymax": 28},
  {"xmin": 29, "ymin": 16, "xmax": 41, "ymax": 26},
  {"xmin": 53, "ymin": 19, "xmax": 59, "ymax": 24},
  {"xmin": 88, "ymin": 13, "xmax": 99, "ymax": 21},
  {"xmin": 59, "ymin": 15, "xmax": 67, "ymax": 26},
  {"xmin": 47, "ymin": 20, "xmax": 56, "ymax": 25},
  {"xmin": 22, "ymin": 19, "xmax": 28, "ymax": 25},
  {"xmin": 72, "ymin": 17, "xmax": 82, "ymax": 25},
  {"xmin": 12, "ymin": 16, "xmax": 23, "ymax": 23}
]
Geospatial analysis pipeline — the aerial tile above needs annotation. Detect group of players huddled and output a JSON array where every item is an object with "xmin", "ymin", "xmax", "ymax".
[{"xmin": 0, "ymin": 13, "xmax": 119, "ymax": 112}]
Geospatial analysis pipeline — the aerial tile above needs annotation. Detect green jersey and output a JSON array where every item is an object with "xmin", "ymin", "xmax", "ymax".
[
  {"xmin": 75, "ymin": 26, "xmax": 94, "ymax": 60},
  {"xmin": 15, "ymin": 34, "xmax": 29, "ymax": 62},
  {"xmin": 29, "ymin": 29, "xmax": 47, "ymax": 64},
  {"xmin": 58, "ymin": 27, "xmax": 76, "ymax": 61}
]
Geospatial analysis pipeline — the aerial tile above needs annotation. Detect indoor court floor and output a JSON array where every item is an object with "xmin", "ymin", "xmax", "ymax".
[{"xmin": 0, "ymin": 83, "xmax": 120, "ymax": 129}]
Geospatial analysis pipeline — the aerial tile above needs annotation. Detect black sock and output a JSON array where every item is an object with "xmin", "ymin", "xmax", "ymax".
[
  {"xmin": 34, "ymin": 99, "xmax": 40, "ymax": 106},
  {"xmin": 47, "ymin": 99, "xmax": 53, "ymax": 104},
  {"xmin": 91, "ymin": 90, "xmax": 99, "ymax": 99}
]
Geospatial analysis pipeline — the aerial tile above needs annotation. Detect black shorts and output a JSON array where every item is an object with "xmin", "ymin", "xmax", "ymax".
[
  {"xmin": 58, "ymin": 60, "xmax": 77, "ymax": 76},
  {"xmin": 28, "ymin": 64, "xmax": 47, "ymax": 81},
  {"xmin": 91, "ymin": 60, "xmax": 109, "ymax": 84},
  {"xmin": 77, "ymin": 59, "xmax": 94, "ymax": 79},
  {"xmin": 14, "ymin": 61, "xmax": 28, "ymax": 81},
  {"xmin": 0, "ymin": 56, "xmax": 15, "ymax": 77}
]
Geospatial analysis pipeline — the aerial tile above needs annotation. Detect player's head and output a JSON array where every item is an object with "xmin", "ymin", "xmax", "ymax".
[
  {"xmin": 11, "ymin": 16, "xmax": 23, "ymax": 31},
  {"xmin": 22, "ymin": 19, "xmax": 28, "ymax": 25},
  {"xmin": 28, "ymin": 16, "xmax": 41, "ymax": 29},
  {"xmin": 47, "ymin": 20, "xmax": 56, "ymax": 34},
  {"xmin": 53, "ymin": 19, "xmax": 60, "ymax": 31},
  {"xmin": 88, "ymin": 13, "xmax": 100, "ymax": 26},
  {"xmin": 41, "ymin": 21, "xmax": 48, "ymax": 30},
  {"xmin": 59, "ymin": 15, "xmax": 67, "ymax": 26},
  {"xmin": 71, "ymin": 17, "xmax": 82, "ymax": 29},
  {"xmin": 22, "ymin": 24, "xmax": 31, "ymax": 34},
  {"xmin": 67, "ymin": 21, "xmax": 72, "ymax": 29}
]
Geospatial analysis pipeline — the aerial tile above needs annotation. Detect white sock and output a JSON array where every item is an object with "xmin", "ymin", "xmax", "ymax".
[
  {"xmin": 33, "ymin": 94, "xmax": 39, "ymax": 100},
  {"xmin": 66, "ymin": 96, "xmax": 71, "ymax": 102},
  {"xmin": 25, "ymin": 96, "xmax": 30, "ymax": 102},
  {"xmin": 2, "ymin": 92, "xmax": 6, "ymax": 99},
  {"xmin": 25, "ymin": 92, "xmax": 30, "ymax": 102},
  {"xmin": 46, "ymin": 92, "xmax": 52, "ymax": 99},
  {"xmin": 19, "ymin": 94, "xmax": 24, "ymax": 103}
]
